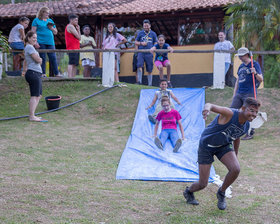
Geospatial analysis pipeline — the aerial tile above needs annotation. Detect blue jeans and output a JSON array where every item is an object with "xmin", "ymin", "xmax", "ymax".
[
  {"xmin": 39, "ymin": 44, "xmax": 59, "ymax": 75},
  {"xmin": 225, "ymin": 62, "xmax": 230, "ymax": 75},
  {"xmin": 9, "ymin": 42, "xmax": 24, "ymax": 55},
  {"xmin": 137, "ymin": 52, "xmax": 153, "ymax": 73},
  {"xmin": 230, "ymin": 93, "xmax": 255, "ymax": 109},
  {"xmin": 159, "ymin": 129, "xmax": 179, "ymax": 148}
]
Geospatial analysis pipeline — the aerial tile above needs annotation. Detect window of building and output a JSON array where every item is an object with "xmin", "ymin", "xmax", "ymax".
[{"xmin": 179, "ymin": 18, "xmax": 223, "ymax": 45}]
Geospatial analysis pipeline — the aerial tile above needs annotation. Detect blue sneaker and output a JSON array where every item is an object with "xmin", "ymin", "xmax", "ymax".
[
  {"xmin": 154, "ymin": 137, "xmax": 163, "ymax": 150},
  {"xmin": 148, "ymin": 115, "xmax": 157, "ymax": 124},
  {"xmin": 173, "ymin": 139, "xmax": 182, "ymax": 153}
]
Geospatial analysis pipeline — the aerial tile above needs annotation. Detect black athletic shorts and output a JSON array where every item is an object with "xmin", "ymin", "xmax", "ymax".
[
  {"xmin": 68, "ymin": 53, "xmax": 80, "ymax": 66},
  {"xmin": 230, "ymin": 93, "xmax": 255, "ymax": 109},
  {"xmin": 198, "ymin": 144, "xmax": 233, "ymax": 164},
  {"xmin": 25, "ymin": 69, "xmax": 42, "ymax": 97}
]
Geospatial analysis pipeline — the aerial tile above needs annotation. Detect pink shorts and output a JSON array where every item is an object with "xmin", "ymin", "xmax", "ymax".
[{"xmin": 155, "ymin": 60, "xmax": 170, "ymax": 68}]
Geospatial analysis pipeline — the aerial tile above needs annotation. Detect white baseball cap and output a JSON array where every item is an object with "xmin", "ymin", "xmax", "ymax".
[{"xmin": 236, "ymin": 47, "xmax": 250, "ymax": 56}]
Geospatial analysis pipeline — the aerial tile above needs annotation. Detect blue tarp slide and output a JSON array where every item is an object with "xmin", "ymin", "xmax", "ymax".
[{"xmin": 116, "ymin": 88, "xmax": 216, "ymax": 182}]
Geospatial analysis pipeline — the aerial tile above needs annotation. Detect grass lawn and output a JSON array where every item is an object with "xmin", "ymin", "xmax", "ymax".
[{"xmin": 0, "ymin": 77, "xmax": 279, "ymax": 224}]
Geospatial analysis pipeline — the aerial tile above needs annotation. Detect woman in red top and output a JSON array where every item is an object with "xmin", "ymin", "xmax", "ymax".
[{"xmin": 65, "ymin": 14, "xmax": 81, "ymax": 77}]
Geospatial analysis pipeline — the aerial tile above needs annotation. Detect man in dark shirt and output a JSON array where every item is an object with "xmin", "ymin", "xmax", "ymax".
[
  {"xmin": 183, "ymin": 97, "xmax": 260, "ymax": 210},
  {"xmin": 231, "ymin": 47, "xmax": 263, "ymax": 140}
]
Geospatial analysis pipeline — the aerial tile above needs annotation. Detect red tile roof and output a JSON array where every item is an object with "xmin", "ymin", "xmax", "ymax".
[{"xmin": 0, "ymin": 0, "xmax": 236, "ymax": 18}]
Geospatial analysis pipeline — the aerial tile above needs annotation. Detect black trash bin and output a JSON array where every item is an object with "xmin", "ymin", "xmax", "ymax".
[{"xmin": 45, "ymin": 95, "xmax": 62, "ymax": 110}]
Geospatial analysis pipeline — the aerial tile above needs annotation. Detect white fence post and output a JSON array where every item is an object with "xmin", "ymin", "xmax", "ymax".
[
  {"xmin": 0, "ymin": 51, "xmax": 3, "ymax": 80},
  {"xmin": 102, "ymin": 52, "xmax": 115, "ymax": 87},
  {"xmin": 4, "ymin": 53, "xmax": 8, "ymax": 72},
  {"xmin": 213, "ymin": 52, "xmax": 225, "ymax": 89}
]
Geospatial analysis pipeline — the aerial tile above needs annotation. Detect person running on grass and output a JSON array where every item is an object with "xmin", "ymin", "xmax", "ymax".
[
  {"xmin": 153, "ymin": 96, "xmax": 185, "ymax": 153},
  {"xmin": 183, "ymin": 97, "xmax": 260, "ymax": 210},
  {"xmin": 150, "ymin": 34, "xmax": 174, "ymax": 87},
  {"xmin": 146, "ymin": 79, "xmax": 180, "ymax": 124}
]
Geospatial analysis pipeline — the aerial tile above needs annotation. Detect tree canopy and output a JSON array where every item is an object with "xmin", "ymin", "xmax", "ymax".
[{"xmin": 225, "ymin": 0, "xmax": 280, "ymax": 87}]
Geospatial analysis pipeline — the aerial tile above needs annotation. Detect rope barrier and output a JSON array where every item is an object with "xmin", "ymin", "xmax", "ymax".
[{"xmin": 0, "ymin": 84, "xmax": 119, "ymax": 121}]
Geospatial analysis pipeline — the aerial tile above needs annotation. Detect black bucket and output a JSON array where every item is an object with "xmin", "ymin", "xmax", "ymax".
[{"xmin": 45, "ymin": 95, "xmax": 62, "ymax": 110}]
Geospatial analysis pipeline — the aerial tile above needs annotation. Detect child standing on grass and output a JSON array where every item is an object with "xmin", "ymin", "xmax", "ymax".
[
  {"xmin": 8, "ymin": 17, "xmax": 30, "ymax": 72},
  {"xmin": 183, "ymin": 97, "xmax": 260, "ymax": 210},
  {"xmin": 146, "ymin": 79, "xmax": 180, "ymax": 124},
  {"xmin": 153, "ymin": 97, "xmax": 185, "ymax": 153},
  {"xmin": 80, "ymin": 25, "xmax": 97, "ymax": 77},
  {"xmin": 150, "ymin": 34, "xmax": 174, "ymax": 87}
]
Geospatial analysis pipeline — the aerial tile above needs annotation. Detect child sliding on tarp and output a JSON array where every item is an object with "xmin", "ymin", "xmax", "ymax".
[
  {"xmin": 152, "ymin": 96, "xmax": 185, "ymax": 153},
  {"xmin": 146, "ymin": 79, "xmax": 181, "ymax": 124}
]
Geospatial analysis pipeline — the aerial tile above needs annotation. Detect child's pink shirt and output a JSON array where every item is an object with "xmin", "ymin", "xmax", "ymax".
[{"xmin": 156, "ymin": 109, "xmax": 182, "ymax": 130}]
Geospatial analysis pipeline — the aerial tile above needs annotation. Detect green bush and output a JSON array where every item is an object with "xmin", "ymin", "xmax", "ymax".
[
  {"xmin": 264, "ymin": 55, "xmax": 280, "ymax": 87},
  {"xmin": 0, "ymin": 31, "xmax": 9, "ymax": 53}
]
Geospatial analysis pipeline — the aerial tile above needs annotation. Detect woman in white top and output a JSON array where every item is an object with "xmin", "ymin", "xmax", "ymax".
[{"xmin": 8, "ymin": 17, "xmax": 30, "ymax": 71}]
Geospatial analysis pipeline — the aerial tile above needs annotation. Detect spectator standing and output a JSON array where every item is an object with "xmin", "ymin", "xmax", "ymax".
[
  {"xmin": 132, "ymin": 30, "xmax": 143, "ymax": 83},
  {"xmin": 135, "ymin": 19, "xmax": 158, "ymax": 86},
  {"xmin": 230, "ymin": 47, "xmax": 263, "ymax": 140},
  {"xmin": 65, "ymin": 14, "xmax": 81, "ymax": 78},
  {"xmin": 102, "ymin": 23, "xmax": 127, "ymax": 82},
  {"xmin": 80, "ymin": 25, "xmax": 97, "ymax": 78},
  {"xmin": 150, "ymin": 34, "xmax": 174, "ymax": 87},
  {"xmin": 23, "ymin": 31, "xmax": 47, "ymax": 122},
  {"xmin": 8, "ymin": 17, "xmax": 30, "ymax": 72},
  {"xmin": 31, "ymin": 7, "xmax": 61, "ymax": 77},
  {"xmin": 214, "ymin": 31, "xmax": 235, "ymax": 75}
]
